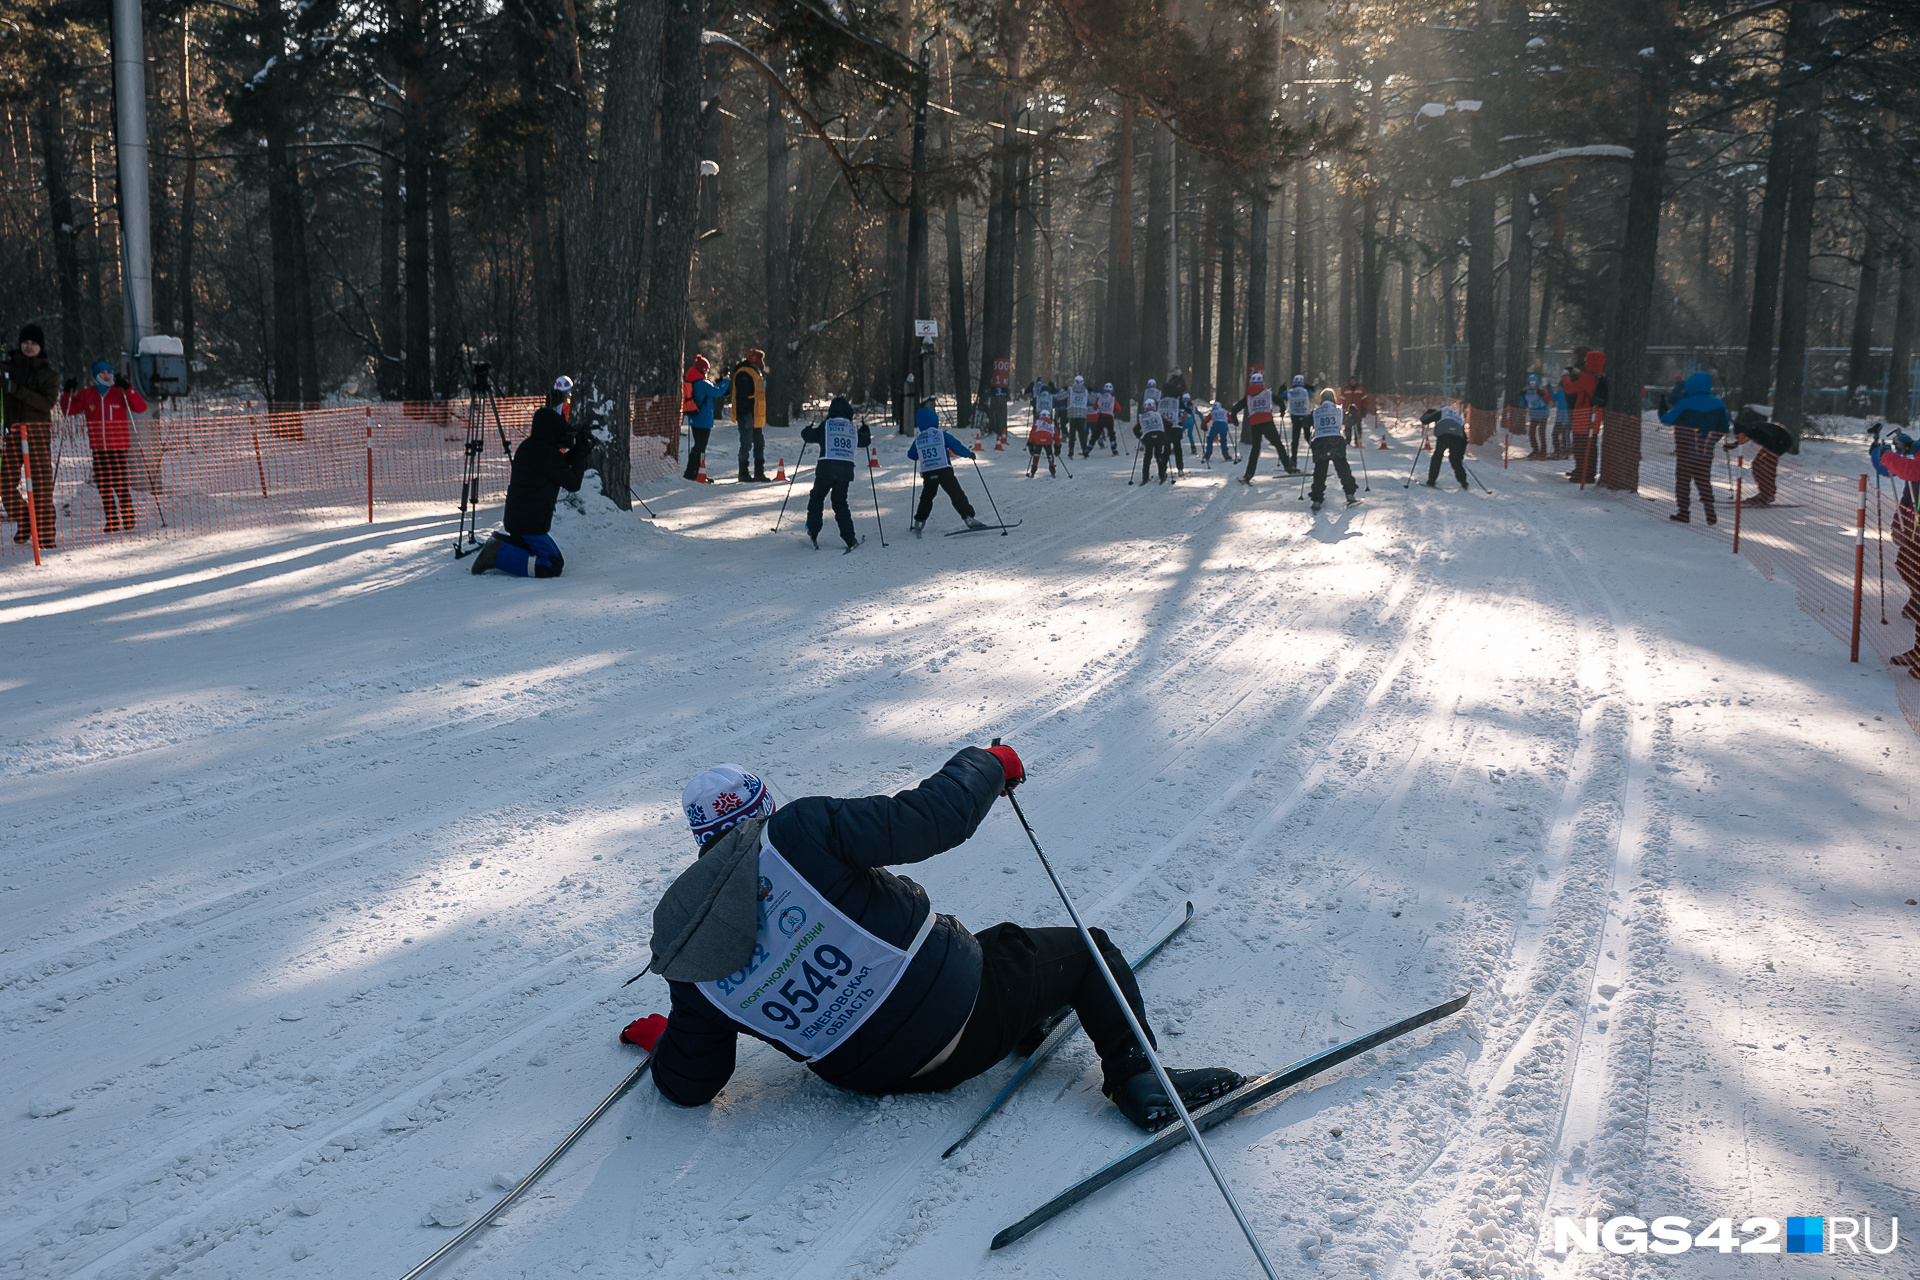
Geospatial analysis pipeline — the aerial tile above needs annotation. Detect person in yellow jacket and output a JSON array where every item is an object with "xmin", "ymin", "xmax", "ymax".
[{"xmin": 732, "ymin": 349, "xmax": 771, "ymax": 482}]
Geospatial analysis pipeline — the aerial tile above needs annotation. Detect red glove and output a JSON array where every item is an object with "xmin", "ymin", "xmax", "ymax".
[
  {"xmin": 619, "ymin": 1013, "xmax": 667, "ymax": 1051},
  {"xmin": 986, "ymin": 744, "xmax": 1024, "ymax": 794}
]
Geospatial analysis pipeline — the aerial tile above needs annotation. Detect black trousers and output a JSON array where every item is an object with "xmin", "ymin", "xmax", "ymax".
[
  {"xmin": 93, "ymin": 448, "xmax": 134, "ymax": 529},
  {"xmin": 806, "ymin": 463, "xmax": 858, "ymax": 545},
  {"xmin": 1242, "ymin": 421, "xmax": 1287, "ymax": 479},
  {"xmin": 905, "ymin": 923, "xmax": 1152, "ymax": 1095},
  {"xmin": 1310, "ymin": 436, "xmax": 1358, "ymax": 503},
  {"xmin": 1288, "ymin": 416, "xmax": 1311, "ymax": 470},
  {"xmin": 683, "ymin": 425, "xmax": 711, "ymax": 479},
  {"xmin": 1167, "ymin": 431, "xmax": 1185, "ymax": 472},
  {"xmin": 914, "ymin": 468, "xmax": 976, "ymax": 521},
  {"xmin": 1066, "ymin": 417, "xmax": 1089, "ymax": 456},
  {"xmin": 1138, "ymin": 431, "xmax": 1169, "ymax": 481},
  {"xmin": 1429, "ymin": 435, "xmax": 1468, "ymax": 485}
]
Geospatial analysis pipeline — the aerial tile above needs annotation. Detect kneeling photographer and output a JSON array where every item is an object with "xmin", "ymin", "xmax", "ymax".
[{"xmin": 472, "ymin": 375, "xmax": 600, "ymax": 578}]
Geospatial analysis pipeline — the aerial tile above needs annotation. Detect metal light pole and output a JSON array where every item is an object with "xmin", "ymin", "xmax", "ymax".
[
  {"xmin": 111, "ymin": 0, "xmax": 154, "ymax": 391},
  {"xmin": 1168, "ymin": 130, "xmax": 1178, "ymax": 375}
]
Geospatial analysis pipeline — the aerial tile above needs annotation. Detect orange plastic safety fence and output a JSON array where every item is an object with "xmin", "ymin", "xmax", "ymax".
[{"xmin": 2, "ymin": 394, "xmax": 682, "ymax": 559}]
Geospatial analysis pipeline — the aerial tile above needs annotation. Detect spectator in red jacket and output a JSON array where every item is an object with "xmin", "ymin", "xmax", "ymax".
[{"xmin": 60, "ymin": 360, "xmax": 147, "ymax": 533}]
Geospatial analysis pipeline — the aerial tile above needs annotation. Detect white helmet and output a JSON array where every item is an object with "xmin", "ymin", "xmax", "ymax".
[
  {"xmin": 1250, "ymin": 372, "xmax": 1264, "ymax": 385},
  {"xmin": 552, "ymin": 375, "xmax": 575, "ymax": 394},
  {"xmin": 1292, "ymin": 374, "xmax": 1305, "ymax": 387},
  {"xmin": 1103, "ymin": 382, "xmax": 1113, "ymax": 392},
  {"xmin": 1073, "ymin": 375, "xmax": 1084, "ymax": 385},
  {"xmin": 1321, "ymin": 388, "xmax": 1336, "ymax": 403}
]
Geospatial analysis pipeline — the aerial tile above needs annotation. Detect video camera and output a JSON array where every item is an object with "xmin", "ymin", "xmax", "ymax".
[{"xmin": 471, "ymin": 362, "xmax": 492, "ymax": 396}]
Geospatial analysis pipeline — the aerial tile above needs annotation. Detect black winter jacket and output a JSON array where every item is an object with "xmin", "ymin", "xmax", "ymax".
[
  {"xmin": 652, "ymin": 747, "xmax": 1002, "ymax": 1105},
  {"xmin": 502, "ymin": 405, "xmax": 590, "ymax": 535}
]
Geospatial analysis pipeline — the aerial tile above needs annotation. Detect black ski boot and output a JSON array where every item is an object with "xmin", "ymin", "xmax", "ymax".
[
  {"xmin": 470, "ymin": 534, "xmax": 503, "ymax": 574},
  {"xmin": 1107, "ymin": 1067, "xmax": 1245, "ymax": 1133}
]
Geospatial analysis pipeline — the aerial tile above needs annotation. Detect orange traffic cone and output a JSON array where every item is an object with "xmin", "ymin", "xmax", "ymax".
[
  {"xmin": 993, "ymin": 433, "xmax": 1005, "ymax": 451},
  {"xmin": 697, "ymin": 454, "xmax": 712, "ymax": 483},
  {"xmin": 869, "ymin": 445, "xmax": 880, "ymax": 468},
  {"xmin": 972, "ymin": 431, "xmax": 982, "ymax": 454},
  {"xmin": 1377, "ymin": 430, "xmax": 1389, "ymax": 449},
  {"xmin": 774, "ymin": 457, "xmax": 786, "ymax": 481}
]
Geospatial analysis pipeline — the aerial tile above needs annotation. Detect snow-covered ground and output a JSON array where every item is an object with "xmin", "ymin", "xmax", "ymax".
[{"xmin": 3, "ymin": 422, "xmax": 1914, "ymax": 1280}]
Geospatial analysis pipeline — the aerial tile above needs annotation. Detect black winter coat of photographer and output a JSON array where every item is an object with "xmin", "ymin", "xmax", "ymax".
[{"xmin": 472, "ymin": 378, "xmax": 599, "ymax": 578}]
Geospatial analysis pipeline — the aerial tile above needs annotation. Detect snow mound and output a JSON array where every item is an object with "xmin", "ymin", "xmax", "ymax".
[{"xmin": 28, "ymin": 1096, "xmax": 74, "ymax": 1118}]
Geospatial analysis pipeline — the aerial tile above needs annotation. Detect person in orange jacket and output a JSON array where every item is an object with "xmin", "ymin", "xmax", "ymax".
[
  {"xmin": 1560, "ymin": 348, "xmax": 1607, "ymax": 484},
  {"xmin": 60, "ymin": 360, "xmax": 147, "ymax": 533}
]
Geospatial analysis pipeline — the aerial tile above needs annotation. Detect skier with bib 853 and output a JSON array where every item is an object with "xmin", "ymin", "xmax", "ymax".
[
  {"xmin": 1420, "ymin": 402, "xmax": 1471, "ymax": 489},
  {"xmin": 1064, "ymin": 375, "xmax": 1091, "ymax": 458},
  {"xmin": 619, "ymin": 748, "xmax": 1243, "ymax": 1131},
  {"xmin": 907, "ymin": 404, "xmax": 987, "ymax": 534},
  {"xmin": 1308, "ymin": 388, "xmax": 1360, "ymax": 511},
  {"xmin": 1284, "ymin": 375, "xmax": 1314, "ymax": 471},
  {"xmin": 800, "ymin": 396, "xmax": 871, "ymax": 551}
]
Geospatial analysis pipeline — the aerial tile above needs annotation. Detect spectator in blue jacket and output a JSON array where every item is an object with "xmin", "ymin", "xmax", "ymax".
[
  {"xmin": 906, "ymin": 404, "xmax": 986, "ymax": 533},
  {"xmin": 681, "ymin": 354, "xmax": 732, "ymax": 481},
  {"xmin": 1659, "ymin": 370, "xmax": 1730, "ymax": 524},
  {"xmin": 621, "ymin": 748, "xmax": 1243, "ymax": 1132}
]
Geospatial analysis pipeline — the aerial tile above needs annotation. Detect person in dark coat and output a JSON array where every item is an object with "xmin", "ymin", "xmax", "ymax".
[
  {"xmin": 1728, "ymin": 408, "xmax": 1793, "ymax": 507},
  {"xmin": 472, "ymin": 376, "xmax": 596, "ymax": 577},
  {"xmin": 800, "ymin": 395, "xmax": 870, "ymax": 551},
  {"xmin": 1421, "ymin": 403, "xmax": 1471, "ymax": 488},
  {"xmin": 732, "ymin": 350, "xmax": 771, "ymax": 482},
  {"xmin": 1658, "ymin": 370, "xmax": 1730, "ymax": 524},
  {"xmin": 619, "ymin": 746, "xmax": 1243, "ymax": 1132},
  {"xmin": 4, "ymin": 323, "xmax": 61, "ymax": 547},
  {"xmin": 1872, "ymin": 433, "xmax": 1920, "ymax": 671}
]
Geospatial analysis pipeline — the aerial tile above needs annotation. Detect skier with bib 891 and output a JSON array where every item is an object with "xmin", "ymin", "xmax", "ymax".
[
  {"xmin": 620, "ymin": 747, "xmax": 1243, "ymax": 1131},
  {"xmin": 800, "ymin": 396, "xmax": 871, "ymax": 551},
  {"xmin": 1308, "ymin": 388, "xmax": 1360, "ymax": 511},
  {"xmin": 907, "ymin": 404, "xmax": 987, "ymax": 534}
]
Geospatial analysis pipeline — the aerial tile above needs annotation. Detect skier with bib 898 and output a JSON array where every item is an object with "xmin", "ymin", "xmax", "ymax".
[
  {"xmin": 800, "ymin": 396, "xmax": 871, "ymax": 551},
  {"xmin": 1308, "ymin": 388, "xmax": 1360, "ymax": 511},
  {"xmin": 620, "ymin": 748, "xmax": 1243, "ymax": 1131},
  {"xmin": 907, "ymin": 404, "xmax": 987, "ymax": 534}
]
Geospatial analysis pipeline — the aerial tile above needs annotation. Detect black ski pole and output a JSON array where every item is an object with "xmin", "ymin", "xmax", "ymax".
[
  {"xmin": 967, "ymin": 447, "xmax": 1009, "ymax": 534},
  {"xmin": 864, "ymin": 427, "xmax": 889, "ymax": 546},
  {"xmin": 1466, "ymin": 462, "xmax": 1492, "ymax": 494},
  {"xmin": 1358, "ymin": 440, "xmax": 1371, "ymax": 491},
  {"xmin": 995, "ymin": 755, "xmax": 1280, "ymax": 1280},
  {"xmin": 1058, "ymin": 447, "xmax": 1073, "ymax": 480},
  {"xmin": 395, "ymin": 1052, "xmax": 656, "ymax": 1280},
  {"xmin": 1403, "ymin": 445, "xmax": 1424, "ymax": 489},
  {"xmin": 772, "ymin": 441, "xmax": 809, "ymax": 532},
  {"xmin": 1876, "ymin": 465, "xmax": 1887, "ymax": 624}
]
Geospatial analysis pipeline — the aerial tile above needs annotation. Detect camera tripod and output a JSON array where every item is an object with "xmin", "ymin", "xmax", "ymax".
[{"xmin": 454, "ymin": 363, "xmax": 514, "ymax": 559}]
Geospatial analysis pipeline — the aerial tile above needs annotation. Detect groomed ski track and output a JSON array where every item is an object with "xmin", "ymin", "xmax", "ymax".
[{"xmin": 3, "ymin": 429, "xmax": 1913, "ymax": 1280}]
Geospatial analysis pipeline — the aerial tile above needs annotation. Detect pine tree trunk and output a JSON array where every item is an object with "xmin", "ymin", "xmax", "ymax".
[
  {"xmin": 1015, "ymin": 143, "xmax": 1037, "ymax": 388},
  {"xmin": 1246, "ymin": 186, "xmax": 1269, "ymax": 375},
  {"xmin": 1503, "ymin": 174, "xmax": 1532, "ymax": 420},
  {"xmin": 1111, "ymin": 98, "xmax": 1136, "ymax": 405},
  {"xmin": 1772, "ymin": 113, "xmax": 1820, "ymax": 435},
  {"xmin": 1740, "ymin": 3, "xmax": 1817, "ymax": 410},
  {"xmin": 1847, "ymin": 223, "xmax": 1881, "ymax": 403},
  {"xmin": 430, "ymin": 145, "xmax": 458, "ymax": 398},
  {"xmin": 1729, "ymin": 181, "xmax": 1749, "ymax": 338},
  {"xmin": 1213, "ymin": 172, "xmax": 1236, "ymax": 398},
  {"xmin": 1291, "ymin": 173, "xmax": 1308, "ymax": 377},
  {"xmin": 400, "ymin": 0, "xmax": 431, "ymax": 400},
  {"xmin": 1140, "ymin": 125, "xmax": 1168, "ymax": 387},
  {"xmin": 37, "ymin": 86, "xmax": 85, "ymax": 361},
  {"xmin": 177, "ymin": 22, "xmax": 199, "ymax": 375},
  {"xmin": 636, "ymin": 0, "xmax": 708, "ymax": 404},
  {"xmin": 575, "ymin": 0, "xmax": 666, "ymax": 505},
  {"xmin": 1886, "ymin": 254, "xmax": 1919, "ymax": 427},
  {"xmin": 1600, "ymin": 0, "xmax": 1676, "ymax": 489},
  {"xmin": 379, "ymin": 133, "xmax": 403, "ymax": 397},
  {"xmin": 938, "ymin": 39, "xmax": 968, "ymax": 429},
  {"xmin": 1358, "ymin": 190, "xmax": 1380, "ymax": 388},
  {"xmin": 767, "ymin": 57, "xmax": 793, "ymax": 427}
]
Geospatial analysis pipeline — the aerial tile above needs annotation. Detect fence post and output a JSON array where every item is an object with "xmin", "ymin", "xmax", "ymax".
[
  {"xmin": 1851, "ymin": 473, "xmax": 1867, "ymax": 663},
  {"xmin": 22, "ymin": 435, "xmax": 42, "ymax": 566},
  {"xmin": 366, "ymin": 411, "xmax": 374, "ymax": 523},
  {"xmin": 1732, "ymin": 475, "xmax": 1742, "ymax": 555},
  {"xmin": 252, "ymin": 431, "xmax": 269, "ymax": 499}
]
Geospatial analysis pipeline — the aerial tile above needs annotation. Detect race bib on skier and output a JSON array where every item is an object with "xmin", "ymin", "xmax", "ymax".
[
  {"xmin": 1285, "ymin": 386, "xmax": 1309, "ymax": 416},
  {"xmin": 914, "ymin": 424, "xmax": 951, "ymax": 471},
  {"xmin": 822, "ymin": 416, "xmax": 859, "ymax": 463},
  {"xmin": 1248, "ymin": 389, "xmax": 1275, "ymax": 422},
  {"xmin": 698, "ymin": 838, "xmax": 933, "ymax": 1060},
  {"xmin": 1031, "ymin": 407, "xmax": 1057, "ymax": 446},
  {"xmin": 1312, "ymin": 402, "xmax": 1344, "ymax": 439},
  {"xmin": 1097, "ymin": 393, "xmax": 1115, "ymax": 416},
  {"xmin": 1437, "ymin": 407, "xmax": 1467, "ymax": 438},
  {"xmin": 1068, "ymin": 387, "xmax": 1089, "ymax": 413}
]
